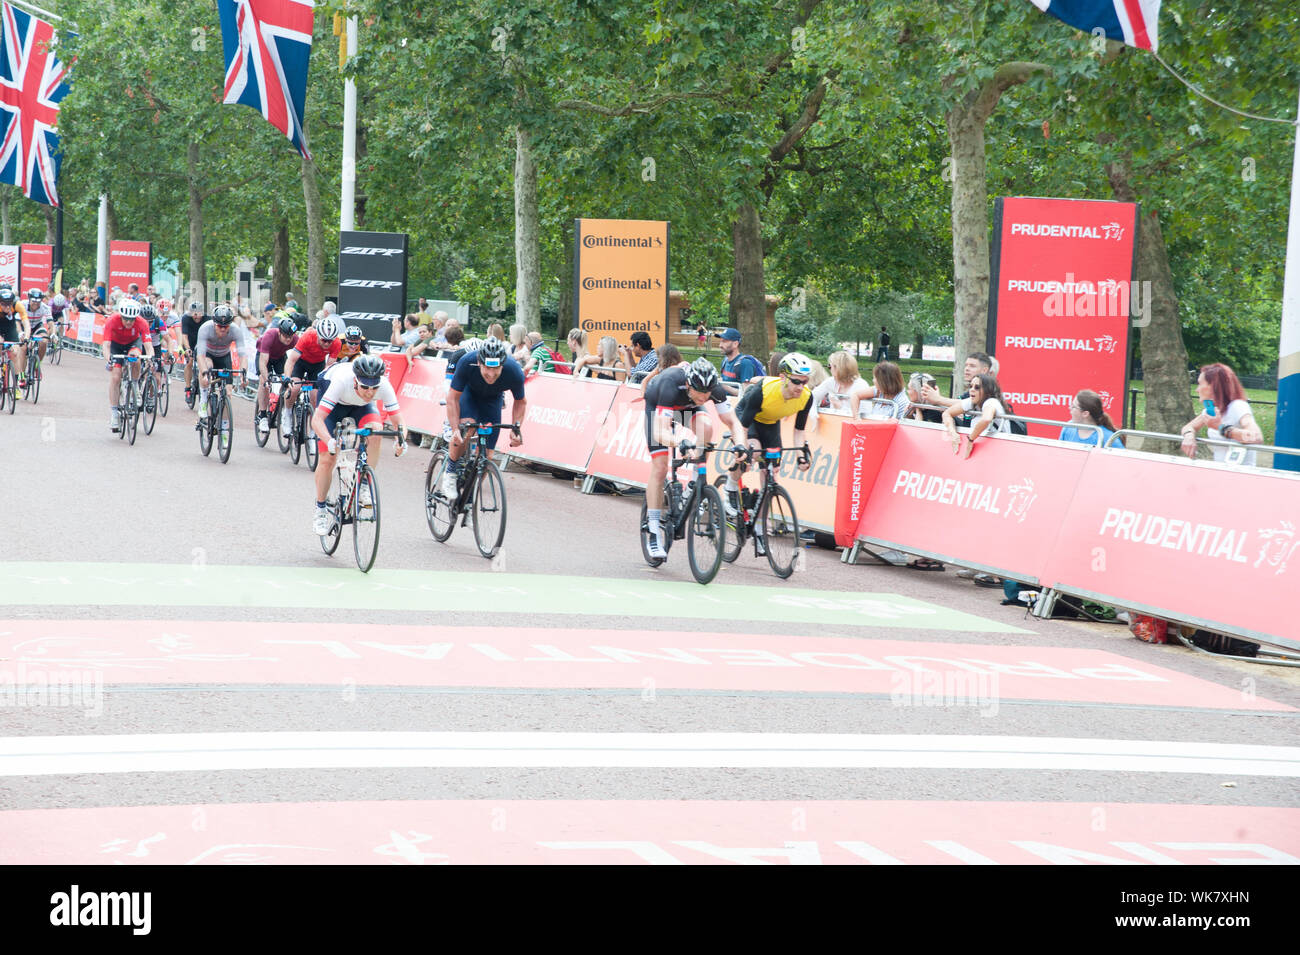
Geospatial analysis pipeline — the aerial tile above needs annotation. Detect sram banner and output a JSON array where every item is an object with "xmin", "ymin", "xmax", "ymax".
[
  {"xmin": 1044, "ymin": 450, "xmax": 1300, "ymax": 646},
  {"xmin": 18, "ymin": 244, "xmax": 51, "ymax": 293},
  {"xmin": 108, "ymin": 240, "xmax": 152, "ymax": 295},
  {"xmin": 500, "ymin": 374, "xmax": 620, "ymax": 473},
  {"xmin": 574, "ymin": 218, "xmax": 668, "ymax": 353},
  {"xmin": 853, "ymin": 425, "xmax": 1091, "ymax": 582},
  {"xmin": 988, "ymin": 197, "xmax": 1138, "ymax": 435},
  {"xmin": 0, "ymin": 245, "xmax": 16, "ymax": 289},
  {"xmin": 338, "ymin": 230, "xmax": 408, "ymax": 344}
]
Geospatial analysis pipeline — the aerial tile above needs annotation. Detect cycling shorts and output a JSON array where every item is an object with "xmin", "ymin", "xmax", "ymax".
[
  {"xmin": 457, "ymin": 390, "xmax": 506, "ymax": 450},
  {"xmin": 744, "ymin": 420, "xmax": 782, "ymax": 453},
  {"xmin": 318, "ymin": 401, "xmax": 380, "ymax": 456},
  {"xmin": 644, "ymin": 406, "xmax": 699, "ymax": 459}
]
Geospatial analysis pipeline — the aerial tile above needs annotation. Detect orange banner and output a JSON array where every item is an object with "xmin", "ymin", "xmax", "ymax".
[{"xmin": 574, "ymin": 218, "xmax": 669, "ymax": 352}]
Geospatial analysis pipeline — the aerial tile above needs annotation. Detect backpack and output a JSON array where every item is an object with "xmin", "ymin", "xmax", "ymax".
[{"xmin": 548, "ymin": 347, "xmax": 571, "ymax": 374}]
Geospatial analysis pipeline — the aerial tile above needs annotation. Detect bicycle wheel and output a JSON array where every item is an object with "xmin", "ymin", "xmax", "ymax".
[
  {"xmin": 471, "ymin": 460, "xmax": 507, "ymax": 558},
  {"xmin": 51, "ymin": 339, "xmax": 62, "ymax": 366},
  {"xmin": 713, "ymin": 476, "xmax": 745, "ymax": 563},
  {"xmin": 320, "ymin": 469, "xmax": 344, "ymax": 556},
  {"xmin": 638, "ymin": 499, "xmax": 666, "ymax": 567},
  {"xmin": 24, "ymin": 356, "xmax": 39, "ymax": 402},
  {"xmin": 274, "ymin": 399, "xmax": 291, "ymax": 454},
  {"xmin": 123, "ymin": 379, "xmax": 139, "ymax": 445},
  {"xmin": 253, "ymin": 400, "xmax": 269, "ymax": 447},
  {"xmin": 686, "ymin": 483, "xmax": 725, "ymax": 585},
  {"xmin": 4, "ymin": 360, "xmax": 15, "ymax": 414},
  {"xmin": 760, "ymin": 484, "xmax": 801, "ymax": 579},
  {"xmin": 198, "ymin": 402, "xmax": 213, "ymax": 456},
  {"xmin": 353, "ymin": 466, "xmax": 381, "ymax": 572},
  {"xmin": 288, "ymin": 403, "xmax": 303, "ymax": 465},
  {"xmin": 1, "ymin": 362, "xmax": 11, "ymax": 413},
  {"xmin": 424, "ymin": 449, "xmax": 457, "ymax": 542},
  {"xmin": 304, "ymin": 418, "xmax": 319, "ymax": 471},
  {"xmin": 158, "ymin": 375, "xmax": 169, "ymax": 417},
  {"xmin": 140, "ymin": 375, "xmax": 157, "ymax": 435},
  {"xmin": 217, "ymin": 393, "xmax": 234, "ymax": 464}
]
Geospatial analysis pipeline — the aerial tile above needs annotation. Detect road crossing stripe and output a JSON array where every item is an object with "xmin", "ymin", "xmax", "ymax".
[{"xmin": 3, "ymin": 732, "xmax": 1297, "ymax": 777}]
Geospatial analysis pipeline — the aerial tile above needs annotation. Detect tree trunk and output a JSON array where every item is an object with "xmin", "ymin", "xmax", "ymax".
[
  {"xmin": 186, "ymin": 142, "xmax": 206, "ymax": 307},
  {"xmin": 1106, "ymin": 155, "xmax": 1192, "ymax": 446},
  {"xmin": 947, "ymin": 96, "xmax": 993, "ymax": 378},
  {"xmin": 301, "ymin": 152, "xmax": 324, "ymax": 316},
  {"xmin": 272, "ymin": 219, "xmax": 290, "ymax": 305},
  {"xmin": 729, "ymin": 202, "xmax": 766, "ymax": 349},
  {"xmin": 43, "ymin": 206, "xmax": 56, "ymax": 246},
  {"xmin": 556, "ymin": 218, "xmax": 574, "ymax": 339},
  {"xmin": 106, "ymin": 195, "xmax": 120, "ymax": 243},
  {"xmin": 514, "ymin": 126, "xmax": 540, "ymax": 332},
  {"xmin": 913, "ymin": 330, "xmax": 925, "ymax": 360}
]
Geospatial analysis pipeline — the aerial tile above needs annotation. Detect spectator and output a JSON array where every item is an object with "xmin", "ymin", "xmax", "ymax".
[
  {"xmin": 717, "ymin": 327, "xmax": 764, "ymax": 394},
  {"xmin": 486, "ymin": 322, "xmax": 505, "ymax": 341},
  {"xmin": 1180, "ymin": 362, "xmax": 1264, "ymax": 466},
  {"xmin": 564, "ymin": 327, "xmax": 588, "ymax": 373},
  {"xmin": 439, "ymin": 325, "xmax": 470, "ymax": 375},
  {"xmin": 431, "ymin": 311, "xmax": 451, "ymax": 344},
  {"xmin": 942, "ymin": 372, "xmax": 1011, "ymax": 457},
  {"xmin": 907, "ymin": 372, "xmax": 944, "ymax": 423},
  {"xmin": 583, "ymin": 335, "xmax": 626, "ymax": 381},
  {"xmin": 696, "ymin": 321, "xmax": 707, "ymax": 351},
  {"xmin": 527, "ymin": 331, "xmax": 555, "ymax": 373},
  {"xmin": 1061, "ymin": 389, "xmax": 1120, "ymax": 448},
  {"xmin": 812, "ymin": 350, "xmax": 869, "ymax": 414},
  {"xmin": 508, "ymin": 323, "xmax": 530, "ymax": 364},
  {"xmin": 404, "ymin": 323, "xmax": 436, "ymax": 366},
  {"xmin": 805, "ymin": 357, "xmax": 828, "ymax": 391},
  {"xmin": 922, "ymin": 351, "xmax": 991, "ymax": 413},
  {"xmin": 637, "ymin": 343, "xmax": 688, "ymax": 389},
  {"xmin": 416, "ymin": 298, "xmax": 432, "ymax": 323},
  {"xmin": 876, "ymin": 325, "xmax": 890, "ymax": 362},
  {"xmin": 850, "ymin": 361, "xmax": 910, "ymax": 419},
  {"xmin": 620, "ymin": 331, "xmax": 659, "ymax": 384},
  {"xmin": 391, "ymin": 314, "xmax": 422, "ymax": 349},
  {"xmin": 321, "ymin": 300, "xmax": 337, "ymax": 317}
]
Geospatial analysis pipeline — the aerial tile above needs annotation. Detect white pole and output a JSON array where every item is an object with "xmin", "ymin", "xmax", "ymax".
[
  {"xmin": 340, "ymin": 17, "xmax": 357, "ymax": 233},
  {"xmin": 1275, "ymin": 86, "xmax": 1300, "ymax": 470},
  {"xmin": 96, "ymin": 194, "xmax": 108, "ymax": 300}
]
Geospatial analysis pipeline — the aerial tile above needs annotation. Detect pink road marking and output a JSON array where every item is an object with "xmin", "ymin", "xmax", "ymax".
[
  {"xmin": 0, "ymin": 619, "xmax": 1289, "ymax": 711},
  {"xmin": 0, "ymin": 800, "xmax": 1296, "ymax": 865}
]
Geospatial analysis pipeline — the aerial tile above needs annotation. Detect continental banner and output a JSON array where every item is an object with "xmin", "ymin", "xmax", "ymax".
[
  {"xmin": 988, "ymin": 197, "xmax": 1138, "ymax": 435},
  {"xmin": 574, "ymin": 218, "xmax": 668, "ymax": 353}
]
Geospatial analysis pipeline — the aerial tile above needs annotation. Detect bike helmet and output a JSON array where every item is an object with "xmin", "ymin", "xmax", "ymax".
[
  {"xmin": 118, "ymin": 299, "xmax": 142, "ymax": 319},
  {"xmin": 212, "ymin": 305, "xmax": 235, "ymax": 325},
  {"xmin": 315, "ymin": 315, "xmax": 341, "ymax": 342},
  {"xmin": 779, "ymin": 352, "xmax": 813, "ymax": 379},
  {"xmin": 352, "ymin": 354, "xmax": 385, "ymax": 385},
  {"xmin": 275, "ymin": 316, "xmax": 298, "ymax": 336},
  {"xmin": 345, "ymin": 324, "xmax": 364, "ymax": 343},
  {"xmin": 140, "ymin": 303, "xmax": 158, "ymax": 323},
  {"xmin": 686, "ymin": 357, "xmax": 719, "ymax": 392},
  {"xmin": 27, "ymin": 288, "xmax": 43, "ymax": 301},
  {"xmin": 0, "ymin": 287, "xmax": 14, "ymax": 305},
  {"xmin": 477, "ymin": 336, "xmax": 507, "ymax": 367}
]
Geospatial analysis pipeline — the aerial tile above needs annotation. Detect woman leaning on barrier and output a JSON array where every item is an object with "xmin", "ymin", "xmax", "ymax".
[
  {"xmin": 942, "ymin": 372, "xmax": 1011, "ymax": 457},
  {"xmin": 574, "ymin": 335, "xmax": 626, "ymax": 382},
  {"xmin": 1179, "ymin": 362, "xmax": 1263, "ymax": 466}
]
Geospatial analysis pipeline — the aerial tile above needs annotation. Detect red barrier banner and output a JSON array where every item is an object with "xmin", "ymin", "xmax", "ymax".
[
  {"xmin": 393, "ymin": 356, "xmax": 448, "ymax": 435},
  {"xmin": 500, "ymin": 373, "xmax": 619, "ymax": 472},
  {"xmin": 989, "ymin": 197, "xmax": 1137, "ymax": 435},
  {"xmin": 108, "ymin": 240, "xmax": 152, "ymax": 295},
  {"xmin": 835, "ymin": 420, "xmax": 898, "ymax": 546},
  {"xmin": 377, "ymin": 352, "xmax": 409, "ymax": 422},
  {"xmin": 18, "ymin": 244, "xmax": 51, "ymax": 293},
  {"xmin": 854, "ymin": 425, "xmax": 1091, "ymax": 582},
  {"xmin": 586, "ymin": 385, "xmax": 655, "ymax": 484},
  {"xmin": 1043, "ymin": 450, "xmax": 1300, "ymax": 644}
]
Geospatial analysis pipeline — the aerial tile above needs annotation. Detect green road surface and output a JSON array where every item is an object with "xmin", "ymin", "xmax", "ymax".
[{"xmin": 0, "ymin": 562, "xmax": 1031, "ymax": 633}]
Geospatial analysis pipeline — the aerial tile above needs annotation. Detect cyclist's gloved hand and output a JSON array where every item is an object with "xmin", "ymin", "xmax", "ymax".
[{"xmin": 508, "ymin": 425, "xmax": 523, "ymax": 448}]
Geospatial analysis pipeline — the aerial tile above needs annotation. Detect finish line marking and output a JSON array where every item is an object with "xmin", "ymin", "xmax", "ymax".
[{"xmin": 3, "ymin": 732, "xmax": 1297, "ymax": 777}]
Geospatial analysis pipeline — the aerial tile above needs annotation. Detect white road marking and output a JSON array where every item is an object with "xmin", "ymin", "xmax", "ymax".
[{"xmin": 2, "ymin": 732, "xmax": 1298, "ymax": 777}]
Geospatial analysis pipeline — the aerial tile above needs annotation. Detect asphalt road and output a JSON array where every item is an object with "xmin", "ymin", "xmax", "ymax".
[{"xmin": 1, "ymin": 350, "xmax": 1297, "ymax": 867}]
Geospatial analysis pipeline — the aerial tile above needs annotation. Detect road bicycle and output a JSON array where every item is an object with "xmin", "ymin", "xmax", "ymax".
[
  {"xmin": 319, "ymin": 419, "xmax": 403, "ymax": 573},
  {"xmin": 0, "ymin": 340, "xmax": 20, "ymax": 415},
  {"xmin": 47, "ymin": 321, "xmax": 66, "ymax": 366},
  {"xmin": 110, "ymin": 354, "xmax": 144, "ymax": 446},
  {"xmin": 715, "ymin": 445, "xmax": 805, "ymax": 579},
  {"xmin": 256, "ymin": 374, "xmax": 288, "ymax": 450},
  {"xmin": 639, "ymin": 441, "xmax": 727, "ymax": 585},
  {"xmin": 196, "ymin": 368, "xmax": 240, "ymax": 463},
  {"xmin": 283, "ymin": 380, "xmax": 319, "ymax": 470},
  {"xmin": 138, "ymin": 353, "xmax": 170, "ymax": 435},
  {"xmin": 424, "ymin": 421, "xmax": 518, "ymax": 559},
  {"xmin": 23, "ymin": 339, "xmax": 42, "ymax": 403}
]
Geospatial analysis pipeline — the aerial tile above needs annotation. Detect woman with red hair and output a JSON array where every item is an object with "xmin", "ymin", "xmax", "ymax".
[{"xmin": 1179, "ymin": 363, "xmax": 1264, "ymax": 465}]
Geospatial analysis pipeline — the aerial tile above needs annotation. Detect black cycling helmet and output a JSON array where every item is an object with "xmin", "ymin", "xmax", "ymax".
[
  {"xmin": 0, "ymin": 288, "xmax": 15, "ymax": 305},
  {"xmin": 212, "ymin": 305, "xmax": 235, "ymax": 325},
  {"xmin": 352, "ymin": 354, "xmax": 385, "ymax": 384},
  {"xmin": 686, "ymin": 357, "xmax": 719, "ymax": 392},
  {"xmin": 140, "ymin": 303, "xmax": 158, "ymax": 322},
  {"xmin": 275, "ymin": 316, "xmax": 298, "ymax": 336}
]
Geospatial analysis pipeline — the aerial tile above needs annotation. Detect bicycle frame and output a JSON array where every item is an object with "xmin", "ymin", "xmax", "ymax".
[{"xmin": 663, "ymin": 444, "xmax": 716, "ymax": 540}]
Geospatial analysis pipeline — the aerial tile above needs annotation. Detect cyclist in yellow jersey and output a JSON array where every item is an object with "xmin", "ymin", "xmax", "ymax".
[{"xmin": 723, "ymin": 352, "xmax": 814, "ymax": 522}]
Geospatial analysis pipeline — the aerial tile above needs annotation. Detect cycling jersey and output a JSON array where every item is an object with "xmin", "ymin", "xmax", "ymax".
[
  {"xmin": 294, "ymin": 329, "xmax": 343, "ymax": 365},
  {"xmin": 194, "ymin": 320, "xmax": 239, "ymax": 357},
  {"xmin": 318, "ymin": 363, "xmax": 400, "ymax": 416},
  {"xmin": 103, "ymin": 314, "xmax": 150, "ymax": 346},
  {"xmin": 448, "ymin": 352, "xmax": 526, "ymax": 406},
  {"xmin": 737, "ymin": 377, "xmax": 812, "ymax": 429},
  {"xmin": 257, "ymin": 327, "xmax": 299, "ymax": 361},
  {"xmin": 643, "ymin": 366, "xmax": 731, "ymax": 413},
  {"xmin": 339, "ymin": 340, "xmax": 369, "ymax": 361}
]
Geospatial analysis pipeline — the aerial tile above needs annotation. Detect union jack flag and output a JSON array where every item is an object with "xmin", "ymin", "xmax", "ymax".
[
  {"xmin": 0, "ymin": 2, "xmax": 70, "ymax": 207},
  {"xmin": 1027, "ymin": 0, "xmax": 1160, "ymax": 52},
  {"xmin": 219, "ymin": 0, "xmax": 315, "ymax": 159}
]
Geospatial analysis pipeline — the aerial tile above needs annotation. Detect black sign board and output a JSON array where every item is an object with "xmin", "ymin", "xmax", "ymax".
[{"xmin": 337, "ymin": 231, "xmax": 409, "ymax": 344}]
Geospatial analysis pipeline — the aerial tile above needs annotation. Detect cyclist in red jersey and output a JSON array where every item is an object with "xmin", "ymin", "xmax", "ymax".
[
  {"xmin": 282, "ymin": 315, "xmax": 343, "ymax": 436},
  {"xmin": 101, "ymin": 300, "xmax": 155, "ymax": 432}
]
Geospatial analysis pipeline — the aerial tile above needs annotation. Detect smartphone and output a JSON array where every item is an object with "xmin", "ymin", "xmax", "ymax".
[{"xmin": 1202, "ymin": 399, "xmax": 1216, "ymax": 415}]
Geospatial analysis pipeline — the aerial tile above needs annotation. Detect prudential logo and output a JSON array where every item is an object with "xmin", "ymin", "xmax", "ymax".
[{"xmin": 50, "ymin": 885, "xmax": 151, "ymax": 935}]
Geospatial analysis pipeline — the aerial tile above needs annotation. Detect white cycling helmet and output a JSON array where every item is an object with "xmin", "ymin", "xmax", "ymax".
[
  {"xmin": 118, "ymin": 300, "xmax": 142, "ymax": 319},
  {"xmin": 315, "ymin": 315, "xmax": 342, "ymax": 342}
]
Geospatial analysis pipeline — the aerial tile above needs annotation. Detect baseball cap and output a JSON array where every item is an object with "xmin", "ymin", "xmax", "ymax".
[
  {"xmin": 264, "ymin": 302, "xmax": 276, "ymax": 312},
  {"xmin": 717, "ymin": 328, "xmax": 742, "ymax": 341}
]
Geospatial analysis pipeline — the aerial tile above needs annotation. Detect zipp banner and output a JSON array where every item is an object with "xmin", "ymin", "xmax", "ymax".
[{"xmin": 338, "ymin": 231, "xmax": 409, "ymax": 343}]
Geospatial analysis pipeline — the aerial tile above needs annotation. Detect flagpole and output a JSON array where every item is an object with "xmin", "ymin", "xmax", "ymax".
[
  {"xmin": 5, "ymin": 0, "xmax": 63, "ymax": 22},
  {"xmin": 340, "ymin": 16, "xmax": 357, "ymax": 233},
  {"xmin": 96, "ymin": 195, "xmax": 108, "ymax": 301},
  {"xmin": 1275, "ymin": 83, "xmax": 1300, "ymax": 471}
]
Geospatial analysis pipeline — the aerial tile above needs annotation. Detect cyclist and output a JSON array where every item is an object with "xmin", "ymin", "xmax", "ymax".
[
  {"xmin": 101, "ymin": 300, "xmax": 155, "ymax": 431},
  {"xmin": 282, "ymin": 314, "xmax": 343, "ymax": 437},
  {"xmin": 640, "ymin": 356, "xmax": 745, "ymax": 560},
  {"xmin": 255, "ymin": 316, "xmax": 300, "ymax": 436},
  {"xmin": 310, "ymin": 353, "xmax": 408, "ymax": 534},
  {"xmin": 438, "ymin": 336, "xmax": 526, "ymax": 498},
  {"xmin": 194, "ymin": 305, "xmax": 242, "ymax": 419},
  {"xmin": 339, "ymin": 324, "xmax": 370, "ymax": 361},
  {"xmin": 0, "ymin": 287, "xmax": 30, "ymax": 397},
  {"xmin": 181, "ymin": 301, "xmax": 207, "ymax": 404},
  {"xmin": 25, "ymin": 290, "xmax": 52, "ymax": 363},
  {"xmin": 724, "ymin": 353, "xmax": 814, "ymax": 550},
  {"xmin": 138, "ymin": 302, "xmax": 169, "ymax": 402}
]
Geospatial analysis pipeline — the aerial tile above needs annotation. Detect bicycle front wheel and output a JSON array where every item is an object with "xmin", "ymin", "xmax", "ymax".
[
  {"xmin": 471, "ymin": 460, "xmax": 507, "ymax": 559},
  {"xmin": 353, "ymin": 466, "xmax": 381, "ymax": 572},
  {"xmin": 25, "ymin": 357, "xmax": 39, "ymax": 403},
  {"xmin": 273, "ymin": 401, "xmax": 289, "ymax": 453},
  {"xmin": 215, "ymin": 395, "xmax": 232, "ymax": 463},
  {"xmin": 288, "ymin": 404, "xmax": 303, "ymax": 465},
  {"xmin": 253, "ymin": 400, "xmax": 269, "ymax": 447},
  {"xmin": 687, "ymin": 483, "xmax": 726, "ymax": 585},
  {"xmin": 713, "ymin": 476, "xmax": 745, "ymax": 563},
  {"xmin": 51, "ymin": 340, "xmax": 62, "ymax": 366},
  {"xmin": 761, "ymin": 484, "xmax": 802, "ymax": 579},
  {"xmin": 304, "ymin": 420, "xmax": 319, "ymax": 471},
  {"xmin": 424, "ymin": 449, "xmax": 457, "ymax": 542},
  {"xmin": 140, "ymin": 376, "xmax": 157, "ymax": 435},
  {"xmin": 2, "ymin": 361, "xmax": 12, "ymax": 413},
  {"xmin": 123, "ymin": 380, "xmax": 139, "ymax": 445},
  {"xmin": 158, "ymin": 375, "xmax": 169, "ymax": 417}
]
